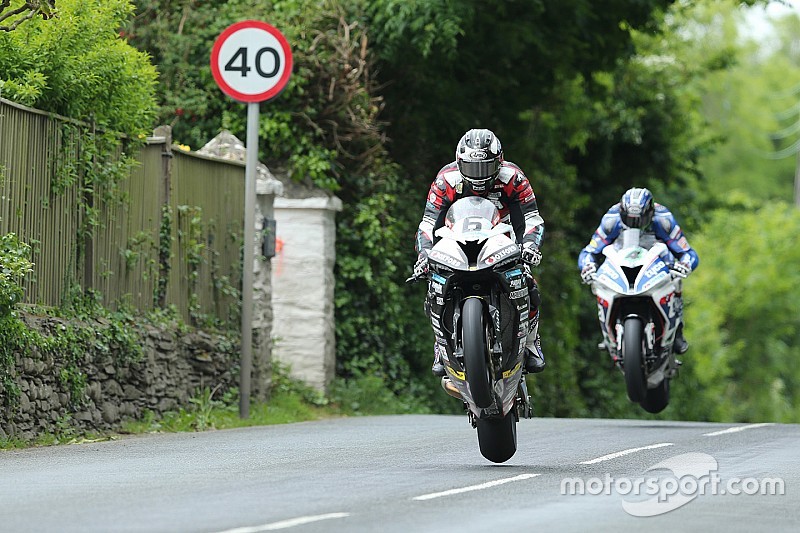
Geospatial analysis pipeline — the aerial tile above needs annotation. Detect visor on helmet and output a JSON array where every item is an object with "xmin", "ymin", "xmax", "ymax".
[
  {"xmin": 622, "ymin": 212, "xmax": 651, "ymax": 229},
  {"xmin": 458, "ymin": 158, "xmax": 501, "ymax": 180}
]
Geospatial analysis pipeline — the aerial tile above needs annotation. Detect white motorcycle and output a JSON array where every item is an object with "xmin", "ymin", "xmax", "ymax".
[
  {"xmin": 588, "ymin": 229, "xmax": 685, "ymax": 413},
  {"xmin": 408, "ymin": 197, "xmax": 533, "ymax": 463}
]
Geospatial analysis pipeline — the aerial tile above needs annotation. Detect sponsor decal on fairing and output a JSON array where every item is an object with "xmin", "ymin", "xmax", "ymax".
[
  {"xmin": 484, "ymin": 245, "xmax": 517, "ymax": 265},
  {"xmin": 509, "ymin": 288, "xmax": 527, "ymax": 299},
  {"xmin": 502, "ymin": 362, "xmax": 522, "ymax": 379},
  {"xmin": 429, "ymin": 249, "xmax": 462, "ymax": 268},
  {"xmin": 431, "ymin": 273, "xmax": 446, "ymax": 284}
]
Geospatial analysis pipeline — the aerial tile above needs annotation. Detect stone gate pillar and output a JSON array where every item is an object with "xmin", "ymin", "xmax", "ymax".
[{"xmin": 271, "ymin": 181, "xmax": 342, "ymax": 393}]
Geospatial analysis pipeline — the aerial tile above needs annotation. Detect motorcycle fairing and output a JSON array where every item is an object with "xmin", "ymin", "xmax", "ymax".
[
  {"xmin": 424, "ymin": 197, "xmax": 528, "ymax": 419},
  {"xmin": 593, "ymin": 241, "xmax": 680, "ymax": 353},
  {"xmin": 596, "ymin": 242, "xmax": 671, "ymax": 295}
]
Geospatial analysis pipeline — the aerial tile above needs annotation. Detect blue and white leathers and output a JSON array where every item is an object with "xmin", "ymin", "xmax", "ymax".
[{"xmin": 578, "ymin": 203, "xmax": 699, "ymax": 272}]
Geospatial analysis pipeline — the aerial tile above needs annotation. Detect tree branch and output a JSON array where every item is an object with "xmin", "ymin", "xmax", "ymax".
[{"xmin": 0, "ymin": 0, "xmax": 56, "ymax": 32}]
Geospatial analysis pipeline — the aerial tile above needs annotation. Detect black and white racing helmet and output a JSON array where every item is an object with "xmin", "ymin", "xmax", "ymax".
[{"xmin": 455, "ymin": 128, "xmax": 503, "ymax": 195}]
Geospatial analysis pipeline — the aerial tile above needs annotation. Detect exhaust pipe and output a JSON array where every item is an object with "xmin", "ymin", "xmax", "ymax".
[{"xmin": 440, "ymin": 377, "xmax": 462, "ymax": 400}]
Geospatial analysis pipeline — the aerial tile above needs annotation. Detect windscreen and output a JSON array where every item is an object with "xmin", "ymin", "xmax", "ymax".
[{"xmin": 444, "ymin": 197, "xmax": 500, "ymax": 235}]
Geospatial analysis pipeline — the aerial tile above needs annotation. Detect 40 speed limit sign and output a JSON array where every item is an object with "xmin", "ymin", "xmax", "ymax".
[
  {"xmin": 210, "ymin": 20, "xmax": 293, "ymax": 103},
  {"xmin": 210, "ymin": 20, "xmax": 293, "ymax": 420}
]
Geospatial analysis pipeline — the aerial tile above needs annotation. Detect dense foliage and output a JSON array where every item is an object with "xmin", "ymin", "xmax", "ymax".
[
  {"xmin": 126, "ymin": 0, "xmax": 438, "ymax": 405},
  {"xmin": 672, "ymin": 198, "xmax": 800, "ymax": 422},
  {"xmin": 4, "ymin": 0, "xmax": 797, "ymax": 422},
  {"xmin": 123, "ymin": 0, "xmax": 800, "ymax": 421},
  {"xmin": 0, "ymin": 0, "xmax": 157, "ymax": 135}
]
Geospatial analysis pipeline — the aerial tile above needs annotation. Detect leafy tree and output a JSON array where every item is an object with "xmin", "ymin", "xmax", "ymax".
[
  {"xmin": 0, "ymin": 0, "xmax": 157, "ymax": 136},
  {"xmin": 669, "ymin": 1, "xmax": 800, "ymax": 203},
  {"xmin": 671, "ymin": 196, "xmax": 800, "ymax": 422}
]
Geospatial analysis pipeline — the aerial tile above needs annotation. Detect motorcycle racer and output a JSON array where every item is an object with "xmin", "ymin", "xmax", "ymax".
[
  {"xmin": 577, "ymin": 187, "xmax": 699, "ymax": 353},
  {"xmin": 413, "ymin": 128, "xmax": 546, "ymax": 376}
]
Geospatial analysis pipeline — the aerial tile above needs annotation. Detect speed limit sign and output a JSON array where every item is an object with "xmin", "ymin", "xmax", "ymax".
[
  {"xmin": 210, "ymin": 21, "xmax": 294, "ymax": 419},
  {"xmin": 210, "ymin": 20, "xmax": 293, "ymax": 103}
]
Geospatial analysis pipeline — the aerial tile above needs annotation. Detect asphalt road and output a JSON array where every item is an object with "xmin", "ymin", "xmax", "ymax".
[{"xmin": 0, "ymin": 416, "xmax": 796, "ymax": 532}]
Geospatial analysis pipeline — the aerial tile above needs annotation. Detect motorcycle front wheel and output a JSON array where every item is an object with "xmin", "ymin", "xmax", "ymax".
[
  {"xmin": 462, "ymin": 297, "xmax": 493, "ymax": 409},
  {"xmin": 622, "ymin": 317, "xmax": 647, "ymax": 402}
]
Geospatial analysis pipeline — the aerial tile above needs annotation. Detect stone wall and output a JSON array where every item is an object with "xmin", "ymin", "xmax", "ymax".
[{"xmin": 0, "ymin": 314, "xmax": 237, "ymax": 443}]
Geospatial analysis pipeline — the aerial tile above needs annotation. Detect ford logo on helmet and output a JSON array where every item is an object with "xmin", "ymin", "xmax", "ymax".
[{"xmin": 469, "ymin": 150, "xmax": 488, "ymax": 160}]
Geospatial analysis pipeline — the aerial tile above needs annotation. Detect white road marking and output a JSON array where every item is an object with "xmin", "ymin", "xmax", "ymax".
[
  {"xmin": 703, "ymin": 423, "xmax": 775, "ymax": 437},
  {"xmin": 413, "ymin": 473, "xmax": 540, "ymax": 501},
  {"xmin": 579, "ymin": 442, "xmax": 674, "ymax": 465},
  {"xmin": 214, "ymin": 513, "xmax": 350, "ymax": 532}
]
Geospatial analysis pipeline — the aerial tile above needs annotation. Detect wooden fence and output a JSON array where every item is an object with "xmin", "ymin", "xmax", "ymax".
[{"xmin": 0, "ymin": 97, "xmax": 245, "ymax": 325}]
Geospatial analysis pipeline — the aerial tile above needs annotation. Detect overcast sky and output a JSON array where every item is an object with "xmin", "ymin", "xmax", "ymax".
[{"xmin": 742, "ymin": 0, "xmax": 799, "ymax": 40}]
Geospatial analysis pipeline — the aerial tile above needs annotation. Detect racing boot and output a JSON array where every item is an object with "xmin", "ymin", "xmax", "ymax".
[
  {"xmin": 673, "ymin": 322, "xmax": 689, "ymax": 355},
  {"xmin": 524, "ymin": 335, "xmax": 546, "ymax": 374},
  {"xmin": 431, "ymin": 343, "xmax": 446, "ymax": 377}
]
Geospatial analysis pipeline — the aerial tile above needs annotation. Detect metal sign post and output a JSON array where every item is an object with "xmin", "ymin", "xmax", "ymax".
[
  {"xmin": 240, "ymin": 101, "xmax": 258, "ymax": 419},
  {"xmin": 211, "ymin": 20, "xmax": 293, "ymax": 418}
]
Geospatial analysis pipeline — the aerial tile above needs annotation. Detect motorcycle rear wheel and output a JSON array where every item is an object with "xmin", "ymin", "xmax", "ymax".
[
  {"xmin": 622, "ymin": 317, "xmax": 647, "ymax": 403},
  {"xmin": 476, "ymin": 411, "xmax": 517, "ymax": 463},
  {"xmin": 641, "ymin": 378, "xmax": 670, "ymax": 413},
  {"xmin": 462, "ymin": 297, "xmax": 493, "ymax": 409}
]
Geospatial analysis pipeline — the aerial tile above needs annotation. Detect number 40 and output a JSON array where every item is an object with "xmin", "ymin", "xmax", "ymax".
[{"xmin": 224, "ymin": 47, "xmax": 280, "ymax": 77}]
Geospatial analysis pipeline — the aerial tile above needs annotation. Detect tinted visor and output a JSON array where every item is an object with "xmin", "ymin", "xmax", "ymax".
[
  {"xmin": 458, "ymin": 158, "xmax": 500, "ymax": 179},
  {"xmin": 622, "ymin": 211, "xmax": 653, "ymax": 229}
]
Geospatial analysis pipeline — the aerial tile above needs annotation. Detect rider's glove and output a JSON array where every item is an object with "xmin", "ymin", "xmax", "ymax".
[
  {"xmin": 670, "ymin": 261, "xmax": 691, "ymax": 279},
  {"xmin": 580, "ymin": 262, "xmax": 597, "ymax": 284},
  {"xmin": 521, "ymin": 243, "xmax": 542, "ymax": 267},
  {"xmin": 413, "ymin": 251, "xmax": 429, "ymax": 278}
]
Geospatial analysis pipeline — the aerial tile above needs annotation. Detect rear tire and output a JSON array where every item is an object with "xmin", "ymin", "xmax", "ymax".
[
  {"xmin": 476, "ymin": 410, "xmax": 517, "ymax": 463},
  {"xmin": 641, "ymin": 378, "xmax": 670, "ymax": 413},
  {"xmin": 463, "ymin": 298, "xmax": 492, "ymax": 409},
  {"xmin": 622, "ymin": 317, "xmax": 647, "ymax": 403}
]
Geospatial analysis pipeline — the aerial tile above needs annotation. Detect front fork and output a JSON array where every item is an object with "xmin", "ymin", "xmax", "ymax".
[{"xmin": 614, "ymin": 319, "xmax": 656, "ymax": 368}]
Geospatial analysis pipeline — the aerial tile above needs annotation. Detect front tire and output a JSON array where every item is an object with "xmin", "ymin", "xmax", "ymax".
[
  {"xmin": 622, "ymin": 317, "xmax": 647, "ymax": 403},
  {"xmin": 476, "ymin": 411, "xmax": 517, "ymax": 463},
  {"xmin": 462, "ymin": 297, "xmax": 492, "ymax": 409}
]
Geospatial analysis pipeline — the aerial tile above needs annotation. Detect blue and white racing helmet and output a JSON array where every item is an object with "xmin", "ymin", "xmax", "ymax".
[{"xmin": 620, "ymin": 187, "xmax": 654, "ymax": 229}]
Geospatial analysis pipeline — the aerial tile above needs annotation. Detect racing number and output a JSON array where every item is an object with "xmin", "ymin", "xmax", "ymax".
[
  {"xmin": 224, "ymin": 47, "xmax": 280, "ymax": 77},
  {"xmin": 462, "ymin": 217, "xmax": 485, "ymax": 232}
]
